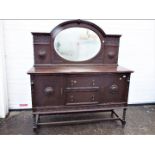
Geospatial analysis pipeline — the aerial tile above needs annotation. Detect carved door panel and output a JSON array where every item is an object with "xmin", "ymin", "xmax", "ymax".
[
  {"xmin": 31, "ymin": 75, "xmax": 64, "ymax": 107},
  {"xmin": 101, "ymin": 73, "xmax": 130, "ymax": 104}
]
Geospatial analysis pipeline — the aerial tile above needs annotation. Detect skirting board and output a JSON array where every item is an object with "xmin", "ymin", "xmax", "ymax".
[{"xmin": 9, "ymin": 103, "xmax": 155, "ymax": 112}]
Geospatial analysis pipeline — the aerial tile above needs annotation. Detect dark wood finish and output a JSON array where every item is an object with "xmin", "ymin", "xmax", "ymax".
[
  {"xmin": 32, "ymin": 20, "xmax": 121, "ymax": 66},
  {"xmin": 28, "ymin": 19, "xmax": 133, "ymax": 131},
  {"xmin": 33, "ymin": 108, "xmax": 127, "ymax": 128},
  {"xmin": 28, "ymin": 65, "xmax": 133, "ymax": 74}
]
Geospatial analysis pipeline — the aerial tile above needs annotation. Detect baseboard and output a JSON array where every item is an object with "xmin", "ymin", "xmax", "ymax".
[
  {"xmin": 128, "ymin": 103, "xmax": 155, "ymax": 106},
  {"xmin": 9, "ymin": 103, "xmax": 155, "ymax": 112},
  {"xmin": 9, "ymin": 108, "xmax": 32, "ymax": 112}
]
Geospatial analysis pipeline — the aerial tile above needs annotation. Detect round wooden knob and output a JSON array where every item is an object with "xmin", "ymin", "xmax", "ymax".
[
  {"xmin": 38, "ymin": 50, "xmax": 46, "ymax": 58},
  {"xmin": 110, "ymin": 84, "xmax": 119, "ymax": 93},
  {"xmin": 108, "ymin": 51, "xmax": 115, "ymax": 59},
  {"xmin": 44, "ymin": 87, "xmax": 54, "ymax": 95},
  {"xmin": 111, "ymin": 84, "xmax": 118, "ymax": 90}
]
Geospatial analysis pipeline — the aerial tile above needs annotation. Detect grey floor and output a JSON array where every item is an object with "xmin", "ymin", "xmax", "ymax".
[{"xmin": 0, "ymin": 105, "xmax": 155, "ymax": 135}]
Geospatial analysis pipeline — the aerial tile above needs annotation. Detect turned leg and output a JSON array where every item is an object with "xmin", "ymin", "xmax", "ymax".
[
  {"xmin": 122, "ymin": 108, "xmax": 127, "ymax": 126},
  {"xmin": 33, "ymin": 114, "xmax": 38, "ymax": 132},
  {"xmin": 38, "ymin": 114, "xmax": 40, "ymax": 122},
  {"xmin": 111, "ymin": 110, "xmax": 114, "ymax": 118}
]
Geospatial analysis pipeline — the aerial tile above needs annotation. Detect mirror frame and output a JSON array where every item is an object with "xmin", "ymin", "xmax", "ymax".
[
  {"xmin": 50, "ymin": 19, "xmax": 106, "ymax": 64},
  {"xmin": 54, "ymin": 27, "xmax": 102, "ymax": 62}
]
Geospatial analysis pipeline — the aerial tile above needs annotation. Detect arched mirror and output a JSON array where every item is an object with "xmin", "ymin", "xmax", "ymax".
[{"xmin": 54, "ymin": 27, "xmax": 101, "ymax": 62}]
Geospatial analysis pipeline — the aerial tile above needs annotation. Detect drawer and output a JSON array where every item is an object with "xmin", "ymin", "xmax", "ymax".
[
  {"xmin": 66, "ymin": 75, "xmax": 101, "ymax": 87},
  {"xmin": 65, "ymin": 91, "xmax": 99, "ymax": 106}
]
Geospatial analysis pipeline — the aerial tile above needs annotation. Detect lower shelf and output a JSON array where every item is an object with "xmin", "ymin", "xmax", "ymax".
[
  {"xmin": 32, "ymin": 108, "xmax": 127, "ymax": 132},
  {"xmin": 33, "ymin": 103, "xmax": 127, "ymax": 115}
]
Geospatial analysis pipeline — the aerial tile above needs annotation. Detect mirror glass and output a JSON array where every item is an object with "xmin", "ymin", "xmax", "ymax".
[{"xmin": 54, "ymin": 27, "xmax": 101, "ymax": 61}]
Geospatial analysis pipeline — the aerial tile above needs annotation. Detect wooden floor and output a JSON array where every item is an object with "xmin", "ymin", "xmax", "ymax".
[{"xmin": 0, "ymin": 105, "xmax": 155, "ymax": 135}]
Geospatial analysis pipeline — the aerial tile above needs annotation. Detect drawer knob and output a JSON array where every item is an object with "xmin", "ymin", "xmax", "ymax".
[{"xmin": 44, "ymin": 87, "xmax": 54, "ymax": 95}]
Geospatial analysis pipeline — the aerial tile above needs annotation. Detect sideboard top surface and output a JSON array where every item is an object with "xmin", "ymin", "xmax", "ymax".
[{"xmin": 28, "ymin": 65, "xmax": 133, "ymax": 74}]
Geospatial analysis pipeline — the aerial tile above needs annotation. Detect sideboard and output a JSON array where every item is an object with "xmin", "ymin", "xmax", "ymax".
[{"xmin": 28, "ymin": 19, "xmax": 133, "ymax": 131}]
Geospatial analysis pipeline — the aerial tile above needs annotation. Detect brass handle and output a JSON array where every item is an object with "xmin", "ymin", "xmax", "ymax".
[
  {"xmin": 91, "ymin": 95, "xmax": 95, "ymax": 101},
  {"xmin": 44, "ymin": 87, "xmax": 54, "ymax": 95},
  {"xmin": 71, "ymin": 80, "xmax": 77, "ymax": 86},
  {"xmin": 92, "ymin": 80, "xmax": 95, "ymax": 86},
  {"xmin": 70, "ymin": 95, "xmax": 74, "ymax": 102}
]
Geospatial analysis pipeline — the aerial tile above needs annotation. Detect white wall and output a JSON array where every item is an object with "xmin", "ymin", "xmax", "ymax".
[
  {"xmin": 1, "ymin": 20, "xmax": 155, "ymax": 110},
  {"xmin": 95, "ymin": 20, "xmax": 155, "ymax": 104},
  {"xmin": 0, "ymin": 21, "xmax": 9, "ymax": 117}
]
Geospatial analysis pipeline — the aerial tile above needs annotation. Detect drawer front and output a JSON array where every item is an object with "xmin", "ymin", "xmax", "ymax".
[
  {"xmin": 65, "ymin": 91, "xmax": 99, "ymax": 106},
  {"xmin": 66, "ymin": 75, "xmax": 101, "ymax": 87}
]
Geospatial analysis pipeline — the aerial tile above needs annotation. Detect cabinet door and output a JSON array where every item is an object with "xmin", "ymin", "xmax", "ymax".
[
  {"xmin": 31, "ymin": 75, "xmax": 64, "ymax": 107},
  {"xmin": 101, "ymin": 73, "xmax": 130, "ymax": 104}
]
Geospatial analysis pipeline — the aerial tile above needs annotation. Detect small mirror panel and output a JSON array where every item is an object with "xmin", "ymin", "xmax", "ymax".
[{"xmin": 54, "ymin": 27, "xmax": 101, "ymax": 62}]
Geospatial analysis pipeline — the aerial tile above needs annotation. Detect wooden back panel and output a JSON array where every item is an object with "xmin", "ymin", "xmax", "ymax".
[{"xmin": 32, "ymin": 20, "xmax": 121, "ymax": 66}]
